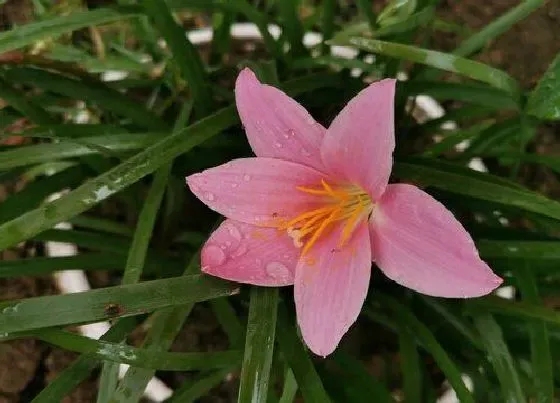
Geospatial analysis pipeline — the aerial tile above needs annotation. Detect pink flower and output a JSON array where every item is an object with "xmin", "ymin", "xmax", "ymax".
[{"xmin": 186, "ymin": 69, "xmax": 503, "ymax": 356}]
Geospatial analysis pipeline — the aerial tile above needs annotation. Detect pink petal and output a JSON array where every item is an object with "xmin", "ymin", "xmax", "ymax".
[
  {"xmin": 321, "ymin": 79, "xmax": 396, "ymax": 200},
  {"xmin": 201, "ymin": 220, "xmax": 299, "ymax": 286},
  {"xmin": 370, "ymin": 184, "xmax": 503, "ymax": 298},
  {"xmin": 235, "ymin": 68, "xmax": 326, "ymax": 170},
  {"xmin": 186, "ymin": 157, "xmax": 327, "ymax": 226},
  {"xmin": 295, "ymin": 222, "xmax": 371, "ymax": 357}
]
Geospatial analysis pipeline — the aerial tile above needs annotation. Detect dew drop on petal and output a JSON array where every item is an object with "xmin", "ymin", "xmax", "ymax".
[
  {"xmin": 284, "ymin": 129, "xmax": 296, "ymax": 139},
  {"xmin": 300, "ymin": 148, "xmax": 311, "ymax": 157},
  {"xmin": 243, "ymin": 174, "xmax": 251, "ymax": 182},
  {"xmin": 265, "ymin": 261, "xmax": 290, "ymax": 281},
  {"xmin": 231, "ymin": 183, "xmax": 239, "ymax": 188},
  {"xmin": 225, "ymin": 222, "xmax": 242, "ymax": 241},
  {"xmin": 204, "ymin": 245, "xmax": 227, "ymax": 266},
  {"xmin": 230, "ymin": 244, "xmax": 248, "ymax": 258}
]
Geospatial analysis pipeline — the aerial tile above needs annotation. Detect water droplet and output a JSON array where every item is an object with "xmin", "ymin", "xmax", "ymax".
[
  {"xmin": 243, "ymin": 174, "xmax": 251, "ymax": 181},
  {"xmin": 274, "ymin": 142, "xmax": 283, "ymax": 148},
  {"xmin": 230, "ymin": 244, "xmax": 248, "ymax": 258},
  {"xmin": 220, "ymin": 244, "xmax": 226, "ymax": 250},
  {"xmin": 204, "ymin": 245, "xmax": 227, "ymax": 265},
  {"xmin": 231, "ymin": 183, "xmax": 239, "ymax": 188},
  {"xmin": 284, "ymin": 129, "xmax": 296, "ymax": 138},
  {"xmin": 225, "ymin": 223, "xmax": 242, "ymax": 241},
  {"xmin": 204, "ymin": 192, "xmax": 215, "ymax": 201},
  {"xmin": 300, "ymin": 148, "xmax": 311, "ymax": 157},
  {"xmin": 265, "ymin": 262, "xmax": 290, "ymax": 281}
]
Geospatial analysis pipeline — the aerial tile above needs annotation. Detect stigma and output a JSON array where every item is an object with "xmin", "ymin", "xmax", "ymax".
[{"xmin": 277, "ymin": 179, "xmax": 373, "ymax": 255}]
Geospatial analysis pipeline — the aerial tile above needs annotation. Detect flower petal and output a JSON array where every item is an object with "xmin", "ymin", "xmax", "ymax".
[
  {"xmin": 370, "ymin": 184, "xmax": 503, "ymax": 298},
  {"xmin": 201, "ymin": 220, "xmax": 299, "ymax": 286},
  {"xmin": 186, "ymin": 157, "xmax": 327, "ymax": 226},
  {"xmin": 295, "ymin": 222, "xmax": 371, "ymax": 357},
  {"xmin": 235, "ymin": 68, "xmax": 326, "ymax": 170},
  {"xmin": 321, "ymin": 79, "xmax": 396, "ymax": 200}
]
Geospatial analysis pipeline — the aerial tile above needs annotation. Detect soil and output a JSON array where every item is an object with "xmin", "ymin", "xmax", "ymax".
[{"xmin": 0, "ymin": 0, "xmax": 559, "ymax": 401}]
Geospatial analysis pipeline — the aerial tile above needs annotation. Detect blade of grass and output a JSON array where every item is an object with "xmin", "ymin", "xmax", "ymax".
[
  {"xmin": 473, "ymin": 314, "xmax": 526, "ymax": 402},
  {"xmin": 375, "ymin": 294, "xmax": 475, "ymax": 403},
  {"xmin": 30, "ymin": 328, "xmax": 242, "ymax": 370},
  {"xmin": 109, "ymin": 256, "xmax": 201, "ymax": 402},
  {"xmin": 0, "ymin": 7, "xmax": 140, "ymax": 54},
  {"xmin": 0, "ymin": 274, "xmax": 238, "ymax": 333},
  {"xmin": 0, "ymin": 77, "xmax": 56, "ymax": 124},
  {"xmin": 167, "ymin": 367, "xmax": 237, "ymax": 402},
  {"xmin": 527, "ymin": 52, "xmax": 560, "ymax": 120},
  {"xmin": 0, "ymin": 252, "xmax": 181, "ymax": 278},
  {"xmin": 142, "ymin": 0, "xmax": 212, "ymax": 115},
  {"xmin": 393, "ymin": 159, "xmax": 560, "ymax": 221},
  {"xmin": 238, "ymin": 287, "xmax": 279, "ymax": 403},
  {"xmin": 276, "ymin": 302, "xmax": 331, "ymax": 403},
  {"xmin": 31, "ymin": 317, "xmax": 137, "ymax": 403},
  {"xmin": 279, "ymin": 367, "xmax": 298, "ymax": 403},
  {"xmin": 0, "ymin": 134, "xmax": 159, "ymax": 169},
  {"xmin": 398, "ymin": 325, "xmax": 422, "ymax": 403},
  {"xmin": 356, "ymin": 0, "xmax": 377, "ymax": 30},
  {"xmin": 331, "ymin": 36, "xmax": 520, "ymax": 96},
  {"xmin": 4, "ymin": 67, "xmax": 168, "ymax": 130},
  {"xmin": 277, "ymin": 0, "xmax": 306, "ymax": 57},
  {"xmin": 210, "ymin": 298, "xmax": 245, "ymax": 348},
  {"xmin": 97, "ymin": 360, "xmax": 120, "ymax": 403},
  {"xmin": 465, "ymin": 296, "xmax": 560, "ymax": 326},
  {"xmin": 320, "ymin": 0, "xmax": 336, "ymax": 54},
  {"xmin": 516, "ymin": 263, "xmax": 553, "ymax": 403},
  {"xmin": 455, "ymin": 0, "xmax": 546, "ymax": 57}
]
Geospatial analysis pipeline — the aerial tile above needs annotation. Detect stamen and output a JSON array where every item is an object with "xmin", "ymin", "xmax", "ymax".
[{"xmin": 280, "ymin": 179, "xmax": 373, "ymax": 256}]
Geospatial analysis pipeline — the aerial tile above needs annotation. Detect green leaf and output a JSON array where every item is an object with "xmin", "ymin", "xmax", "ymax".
[
  {"xmin": 279, "ymin": 367, "xmax": 298, "ymax": 403},
  {"xmin": 109, "ymin": 253, "xmax": 202, "ymax": 402},
  {"xmin": 0, "ymin": 134, "xmax": 158, "ymax": 169},
  {"xmin": 278, "ymin": 0, "xmax": 306, "ymax": 57},
  {"xmin": 238, "ymin": 287, "xmax": 279, "ymax": 403},
  {"xmin": 97, "ymin": 361, "xmax": 120, "ymax": 403},
  {"xmin": 331, "ymin": 36, "xmax": 520, "ymax": 96},
  {"xmin": 167, "ymin": 368, "xmax": 236, "ymax": 402},
  {"xmin": 473, "ymin": 314, "xmax": 526, "ymax": 403},
  {"xmin": 393, "ymin": 159, "xmax": 560, "ymax": 221},
  {"xmin": 0, "ymin": 77, "xmax": 56, "ymax": 124},
  {"xmin": 31, "ymin": 318, "xmax": 137, "ymax": 403},
  {"xmin": 401, "ymin": 81, "xmax": 518, "ymax": 110},
  {"xmin": 398, "ymin": 326, "xmax": 422, "ymax": 402},
  {"xmin": 516, "ymin": 264, "xmax": 553, "ymax": 403},
  {"xmin": 527, "ymin": 52, "xmax": 560, "ymax": 120},
  {"xmin": 0, "ymin": 8, "xmax": 139, "ymax": 54},
  {"xmin": 466, "ymin": 296, "xmax": 560, "ymax": 326},
  {"xmin": 0, "ymin": 252, "xmax": 179, "ymax": 278},
  {"xmin": 32, "ymin": 328, "xmax": 242, "ymax": 370},
  {"xmin": 142, "ymin": 0, "xmax": 213, "ymax": 115},
  {"xmin": 455, "ymin": 0, "xmax": 546, "ymax": 57},
  {"xmin": 5, "ymin": 68, "xmax": 168, "ymax": 130},
  {"xmin": 276, "ymin": 303, "xmax": 331, "ymax": 403},
  {"xmin": 0, "ymin": 274, "xmax": 238, "ymax": 333},
  {"xmin": 375, "ymin": 294, "xmax": 474, "ymax": 403},
  {"xmin": 477, "ymin": 240, "xmax": 560, "ymax": 260}
]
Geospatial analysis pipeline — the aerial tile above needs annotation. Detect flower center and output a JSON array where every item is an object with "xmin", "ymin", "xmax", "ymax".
[{"xmin": 278, "ymin": 179, "xmax": 373, "ymax": 255}]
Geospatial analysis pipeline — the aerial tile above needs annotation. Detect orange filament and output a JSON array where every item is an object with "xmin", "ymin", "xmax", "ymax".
[{"xmin": 277, "ymin": 179, "xmax": 373, "ymax": 255}]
